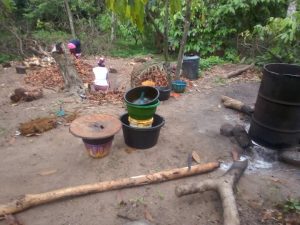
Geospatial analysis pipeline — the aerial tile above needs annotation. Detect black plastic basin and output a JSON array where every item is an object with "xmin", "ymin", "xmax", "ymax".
[
  {"xmin": 156, "ymin": 86, "xmax": 171, "ymax": 101},
  {"xmin": 120, "ymin": 113, "xmax": 165, "ymax": 149},
  {"xmin": 124, "ymin": 86, "xmax": 159, "ymax": 106}
]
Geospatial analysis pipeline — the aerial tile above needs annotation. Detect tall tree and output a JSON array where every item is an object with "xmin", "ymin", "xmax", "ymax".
[
  {"xmin": 175, "ymin": 0, "xmax": 192, "ymax": 80},
  {"xmin": 111, "ymin": 12, "xmax": 117, "ymax": 42},
  {"xmin": 64, "ymin": 0, "xmax": 76, "ymax": 39}
]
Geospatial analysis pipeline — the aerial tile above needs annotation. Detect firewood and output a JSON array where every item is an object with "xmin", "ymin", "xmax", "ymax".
[
  {"xmin": 226, "ymin": 63, "xmax": 254, "ymax": 78},
  {"xmin": 0, "ymin": 162, "xmax": 219, "ymax": 217},
  {"xmin": 175, "ymin": 160, "xmax": 248, "ymax": 225},
  {"xmin": 221, "ymin": 95, "xmax": 254, "ymax": 116}
]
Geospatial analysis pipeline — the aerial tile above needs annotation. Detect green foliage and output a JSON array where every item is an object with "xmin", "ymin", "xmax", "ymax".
[
  {"xmin": 200, "ymin": 56, "xmax": 225, "ymax": 70},
  {"xmin": 282, "ymin": 199, "xmax": 300, "ymax": 213},
  {"xmin": 0, "ymin": 53, "xmax": 18, "ymax": 64},
  {"xmin": 109, "ymin": 40, "xmax": 156, "ymax": 57},
  {"xmin": 245, "ymin": 10, "xmax": 300, "ymax": 63},
  {"xmin": 32, "ymin": 30, "xmax": 71, "ymax": 44},
  {"xmin": 167, "ymin": 0, "xmax": 287, "ymax": 57},
  {"xmin": 105, "ymin": 0, "xmax": 148, "ymax": 31},
  {"xmin": 24, "ymin": 0, "xmax": 66, "ymax": 27}
]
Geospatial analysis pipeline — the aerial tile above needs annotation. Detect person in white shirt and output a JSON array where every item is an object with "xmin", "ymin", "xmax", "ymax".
[{"xmin": 93, "ymin": 57, "xmax": 109, "ymax": 92}]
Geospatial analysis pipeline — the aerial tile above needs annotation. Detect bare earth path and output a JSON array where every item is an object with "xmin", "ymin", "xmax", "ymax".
[{"xmin": 0, "ymin": 58, "xmax": 299, "ymax": 225}]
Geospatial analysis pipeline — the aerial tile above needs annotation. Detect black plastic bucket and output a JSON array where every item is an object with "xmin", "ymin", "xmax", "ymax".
[
  {"xmin": 124, "ymin": 86, "xmax": 159, "ymax": 106},
  {"xmin": 249, "ymin": 63, "xmax": 300, "ymax": 149},
  {"xmin": 182, "ymin": 55, "xmax": 200, "ymax": 80},
  {"xmin": 120, "ymin": 113, "xmax": 165, "ymax": 149},
  {"xmin": 156, "ymin": 86, "xmax": 171, "ymax": 101},
  {"xmin": 16, "ymin": 65, "xmax": 26, "ymax": 74}
]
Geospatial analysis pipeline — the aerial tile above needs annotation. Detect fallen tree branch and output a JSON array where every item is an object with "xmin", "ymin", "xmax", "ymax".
[
  {"xmin": 175, "ymin": 160, "xmax": 248, "ymax": 225},
  {"xmin": 226, "ymin": 64, "xmax": 254, "ymax": 78},
  {"xmin": 0, "ymin": 162, "xmax": 219, "ymax": 217},
  {"xmin": 28, "ymin": 46, "xmax": 50, "ymax": 57},
  {"xmin": 221, "ymin": 95, "xmax": 254, "ymax": 116}
]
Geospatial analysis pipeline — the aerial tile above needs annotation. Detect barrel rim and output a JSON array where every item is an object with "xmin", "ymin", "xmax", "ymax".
[{"xmin": 264, "ymin": 63, "xmax": 300, "ymax": 78}]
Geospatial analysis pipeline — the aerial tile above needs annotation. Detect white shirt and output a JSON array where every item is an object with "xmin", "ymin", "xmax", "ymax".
[{"xmin": 93, "ymin": 67, "xmax": 109, "ymax": 86}]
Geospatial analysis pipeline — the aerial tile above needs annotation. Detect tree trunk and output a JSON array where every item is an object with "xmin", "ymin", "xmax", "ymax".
[
  {"xmin": 175, "ymin": 0, "xmax": 192, "ymax": 80},
  {"xmin": 111, "ymin": 12, "xmax": 117, "ymax": 42},
  {"xmin": 163, "ymin": 0, "xmax": 169, "ymax": 63},
  {"xmin": 64, "ymin": 0, "xmax": 76, "ymax": 39},
  {"xmin": 0, "ymin": 162, "xmax": 219, "ymax": 217},
  {"xmin": 163, "ymin": 0, "xmax": 173, "ymax": 88},
  {"xmin": 51, "ymin": 43, "xmax": 83, "ymax": 92}
]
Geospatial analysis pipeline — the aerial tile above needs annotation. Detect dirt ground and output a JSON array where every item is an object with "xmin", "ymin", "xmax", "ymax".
[{"xmin": 0, "ymin": 58, "xmax": 299, "ymax": 225}]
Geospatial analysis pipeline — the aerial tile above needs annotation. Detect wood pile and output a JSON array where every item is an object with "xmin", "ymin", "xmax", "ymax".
[{"xmin": 23, "ymin": 56, "xmax": 55, "ymax": 68}]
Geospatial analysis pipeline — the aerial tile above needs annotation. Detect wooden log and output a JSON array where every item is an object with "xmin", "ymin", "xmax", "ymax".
[
  {"xmin": 0, "ymin": 162, "xmax": 220, "ymax": 217},
  {"xmin": 175, "ymin": 160, "xmax": 248, "ymax": 225},
  {"xmin": 226, "ymin": 64, "xmax": 254, "ymax": 78},
  {"xmin": 221, "ymin": 95, "xmax": 254, "ymax": 116}
]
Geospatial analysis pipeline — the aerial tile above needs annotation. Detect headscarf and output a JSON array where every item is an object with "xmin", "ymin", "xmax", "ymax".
[
  {"xmin": 67, "ymin": 43, "xmax": 76, "ymax": 49},
  {"xmin": 98, "ymin": 57, "xmax": 105, "ymax": 67}
]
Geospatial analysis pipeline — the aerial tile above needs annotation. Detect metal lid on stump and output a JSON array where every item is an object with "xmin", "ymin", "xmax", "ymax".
[{"xmin": 70, "ymin": 114, "xmax": 121, "ymax": 140}]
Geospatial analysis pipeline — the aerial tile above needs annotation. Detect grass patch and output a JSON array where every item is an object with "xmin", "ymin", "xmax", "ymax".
[
  {"xmin": 109, "ymin": 40, "xmax": 158, "ymax": 58},
  {"xmin": 200, "ymin": 56, "xmax": 226, "ymax": 70}
]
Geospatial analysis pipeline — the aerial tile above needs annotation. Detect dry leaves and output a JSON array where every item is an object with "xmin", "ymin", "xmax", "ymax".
[
  {"xmin": 24, "ymin": 59, "xmax": 94, "ymax": 89},
  {"xmin": 86, "ymin": 89, "xmax": 124, "ymax": 105},
  {"xmin": 131, "ymin": 63, "xmax": 169, "ymax": 87},
  {"xmin": 24, "ymin": 59, "xmax": 124, "ymax": 104}
]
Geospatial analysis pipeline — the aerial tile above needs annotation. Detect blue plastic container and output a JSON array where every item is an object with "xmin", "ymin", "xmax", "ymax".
[{"xmin": 172, "ymin": 80, "xmax": 187, "ymax": 93}]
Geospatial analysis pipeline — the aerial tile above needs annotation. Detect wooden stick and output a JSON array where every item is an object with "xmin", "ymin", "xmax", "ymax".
[
  {"xmin": 226, "ymin": 63, "xmax": 254, "ymax": 78},
  {"xmin": 0, "ymin": 162, "xmax": 219, "ymax": 217},
  {"xmin": 221, "ymin": 95, "xmax": 254, "ymax": 116},
  {"xmin": 175, "ymin": 160, "xmax": 248, "ymax": 225}
]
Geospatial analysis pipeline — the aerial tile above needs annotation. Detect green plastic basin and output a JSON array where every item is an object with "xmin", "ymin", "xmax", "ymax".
[{"xmin": 126, "ymin": 100, "xmax": 160, "ymax": 120}]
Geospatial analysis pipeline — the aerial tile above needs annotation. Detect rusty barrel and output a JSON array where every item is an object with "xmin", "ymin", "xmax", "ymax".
[{"xmin": 249, "ymin": 63, "xmax": 300, "ymax": 149}]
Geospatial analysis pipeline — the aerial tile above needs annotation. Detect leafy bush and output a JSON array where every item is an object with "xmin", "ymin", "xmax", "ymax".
[
  {"xmin": 0, "ymin": 53, "xmax": 17, "ymax": 64},
  {"xmin": 282, "ymin": 199, "xmax": 300, "ymax": 213},
  {"xmin": 243, "ymin": 11, "xmax": 300, "ymax": 64},
  {"xmin": 110, "ymin": 40, "xmax": 156, "ymax": 58},
  {"xmin": 200, "ymin": 56, "xmax": 225, "ymax": 70},
  {"xmin": 32, "ymin": 30, "xmax": 71, "ymax": 45},
  {"xmin": 167, "ymin": 0, "xmax": 287, "ymax": 57}
]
